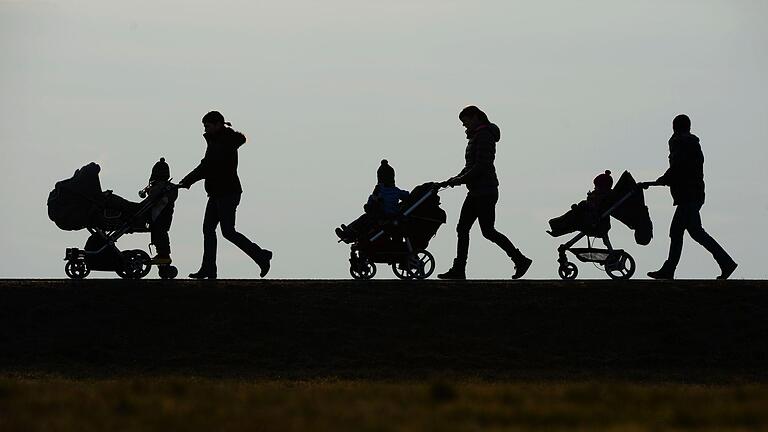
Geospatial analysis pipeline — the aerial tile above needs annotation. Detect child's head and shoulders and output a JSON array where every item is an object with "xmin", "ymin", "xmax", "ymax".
[{"xmin": 373, "ymin": 159, "xmax": 409, "ymax": 197}]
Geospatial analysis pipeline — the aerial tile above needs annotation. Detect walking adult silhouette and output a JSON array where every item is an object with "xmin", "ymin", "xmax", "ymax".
[
  {"xmin": 646, "ymin": 114, "xmax": 737, "ymax": 280},
  {"xmin": 437, "ymin": 106, "xmax": 532, "ymax": 280},
  {"xmin": 179, "ymin": 111, "xmax": 272, "ymax": 279}
]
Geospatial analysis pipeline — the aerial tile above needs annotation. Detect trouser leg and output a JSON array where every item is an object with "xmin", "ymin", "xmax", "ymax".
[
  {"xmin": 201, "ymin": 197, "xmax": 220, "ymax": 273},
  {"xmin": 685, "ymin": 204, "xmax": 734, "ymax": 267},
  {"xmin": 217, "ymin": 193, "xmax": 262, "ymax": 257},
  {"xmin": 347, "ymin": 213, "xmax": 374, "ymax": 235},
  {"xmin": 476, "ymin": 191, "xmax": 524, "ymax": 263},
  {"xmin": 664, "ymin": 205, "xmax": 687, "ymax": 271},
  {"xmin": 455, "ymin": 194, "xmax": 479, "ymax": 267},
  {"xmin": 150, "ymin": 207, "xmax": 173, "ymax": 256}
]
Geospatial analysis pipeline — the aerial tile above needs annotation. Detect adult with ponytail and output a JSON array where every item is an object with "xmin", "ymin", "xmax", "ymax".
[{"xmin": 179, "ymin": 111, "xmax": 272, "ymax": 279}]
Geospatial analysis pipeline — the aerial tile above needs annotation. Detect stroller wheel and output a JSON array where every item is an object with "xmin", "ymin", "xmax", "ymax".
[
  {"xmin": 392, "ymin": 263, "xmax": 412, "ymax": 280},
  {"xmin": 158, "ymin": 265, "xmax": 178, "ymax": 280},
  {"xmin": 117, "ymin": 250, "xmax": 152, "ymax": 279},
  {"xmin": 350, "ymin": 258, "xmax": 377, "ymax": 280},
  {"xmin": 65, "ymin": 259, "xmax": 90, "ymax": 279},
  {"xmin": 392, "ymin": 250, "xmax": 435, "ymax": 280},
  {"xmin": 558, "ymin": 262, "xmax": 578, "ymax": 280},
  {"xmin": 605, "ymin": 251, "xmax": 636, "ymax": 280}
]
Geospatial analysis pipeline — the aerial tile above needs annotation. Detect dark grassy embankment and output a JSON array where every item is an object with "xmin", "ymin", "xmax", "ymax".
[{"xmin": 1, "ymin": 279, "xmax": 766, "ymax": 381}]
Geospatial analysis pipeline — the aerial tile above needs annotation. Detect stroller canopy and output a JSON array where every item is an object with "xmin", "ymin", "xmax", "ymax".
[
  {"xmin": 48, "ymin": 162, "xmax": 143, "ymax": 231},
  {"xmin": 608, "ymin": 171, "xmax": 653, "ymax": 245},
  {"xmin": 47, "ymin": 163, "xmax": 105, "ymax": 231}
]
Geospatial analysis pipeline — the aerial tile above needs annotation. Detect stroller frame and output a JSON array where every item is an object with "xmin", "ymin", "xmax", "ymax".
[
  {"xmin": 555, "ymin": 186, "xmax": 639, "ymax": 280},
  {"xmin": 349, "ymin": 185, "xmax": 444, "ymax": 280},
  {"xmin": 63, "ymin": 182, "xmax": 180, "ymax": 280}
]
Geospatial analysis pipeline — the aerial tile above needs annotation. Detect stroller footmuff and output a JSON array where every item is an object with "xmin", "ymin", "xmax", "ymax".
[
  {"xmin": 547, "ymin": 171, "xmax": 653, "ymax": 280},
  {"xmin": 346, "ymin": 183, "xmax": 446, "ymax": 280},
  {"xmin": 48, "ymin": 161, "xmax": 180, "ymax": 280}
]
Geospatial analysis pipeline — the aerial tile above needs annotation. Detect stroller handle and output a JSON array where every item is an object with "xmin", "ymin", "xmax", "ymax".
[{"xmin": 637, "ymin": 181, "xmax": 661, "ymax": 190}]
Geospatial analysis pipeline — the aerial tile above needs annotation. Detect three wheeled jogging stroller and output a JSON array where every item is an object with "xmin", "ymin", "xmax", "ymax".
[
  {"xmin": 547, "ymin": 171, "xmax": 653, "ymax": 280},
  {"xmin": 347, "ymin": 183, "xmax": 447, "ymax": 280},
  {"xmin": 47, "ymin": 161, "xmax": 180, "ymax": 280}
]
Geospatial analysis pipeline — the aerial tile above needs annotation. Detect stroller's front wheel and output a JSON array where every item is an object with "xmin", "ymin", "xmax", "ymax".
[
  {"xmin": 350, "ymin": 258, "xmax": 377, "ymax": 280},
  {"xmin": 65, "ymin": 259, "xmax": 90, "ymax": 279},
  {"xmin": 558, "ymin": 262, "xmax": 578, "ymax": 280}
]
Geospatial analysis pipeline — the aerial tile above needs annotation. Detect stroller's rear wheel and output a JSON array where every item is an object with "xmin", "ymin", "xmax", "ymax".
[
  {"xmin": 158, "ymin": 265, "xmax": 178, "ymax": 280},
  {"xmin": 392, "ymin": 250, "xmax": 436, "ymax": 280},
  {"xmin": 65, "ymin": 259, "xmax": 90, "ymax": 279},
  {"xmin": 558, "ymin": 262, "xmax": 578, "ymax": 280},
  {"xmin": 605, "ymin": 251, "xmax": 636, "ymax": 280},
  {"xmin": 350, "ymin": 258, "xmax": 377, "ymax": 280},
  {"xmin": 117, "ymin": 250, "xmax": 151, "ymax": 279}
]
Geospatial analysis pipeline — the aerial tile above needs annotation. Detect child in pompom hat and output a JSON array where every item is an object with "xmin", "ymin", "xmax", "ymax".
[
  {"xmin": 587, "ymin": 170, "xmax": 613, "ymax": 210},
  {"xmin": 141, "ymin": 157, "xmax": 178, "ymax": 265},
  {"xmin": 335, "ymin": 160, "xmax": 410, "ymax": 243}
]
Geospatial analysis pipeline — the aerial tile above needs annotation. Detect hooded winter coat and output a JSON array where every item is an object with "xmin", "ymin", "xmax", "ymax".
[
  {"xmin": 657, "ymin": 132, "xmax": 705, "ymax": 205},
  {"xmin": 181, "ymin": 127, "xmax": 246, "ymax": 196},
  {"xmin": 452, "ymin": 123, "xmax": 501, "ymax": 195}
]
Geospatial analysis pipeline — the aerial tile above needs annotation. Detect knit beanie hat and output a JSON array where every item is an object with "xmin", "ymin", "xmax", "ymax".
[
  {"xmin": 377, "ymin": 159, "xmax": 395, "ymax": 186},
  {"xmin": 593, "ymin": 170, "xmax": 613, "ymax": 191},
  {"xmin": 150, "ymin": 157, "xmax": 170, "ymax": 182}
]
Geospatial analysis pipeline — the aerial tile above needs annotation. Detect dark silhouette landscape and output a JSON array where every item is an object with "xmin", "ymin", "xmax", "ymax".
[{"xmin": 2, "ymin": 279, "xmax": 766, "ymax": 381}]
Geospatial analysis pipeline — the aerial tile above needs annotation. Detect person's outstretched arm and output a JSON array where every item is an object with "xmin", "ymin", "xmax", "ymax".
[{"xmin": 179, "ymin": 159, "xmax": 206, "ymax": 189}]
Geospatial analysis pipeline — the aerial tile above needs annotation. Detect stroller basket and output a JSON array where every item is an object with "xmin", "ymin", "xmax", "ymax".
[{"xmin": 571, "ymin": 248, "xmax": 610, "ymax": 263}]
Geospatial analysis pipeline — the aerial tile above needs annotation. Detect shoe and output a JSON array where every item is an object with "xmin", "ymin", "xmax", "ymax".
[
  {"xmin": 512, "ymin": 256, "xmax": 532, "ymax": 280},
  {"xmin": 150, "ymin": 254, "xmax": 172, "ymax": 265},
  {"xmin": 647, "ymin": 268, "xmax": 674, "ymax": 280},
  {"xmin": 716, "ymin": 261, "xmax": 738, "ymax": 280},
  {"xmin": 189, "ymin": 270, "xmax": 217, "ymax": 280},
  {"xmin": 335, "ymin": 227, "xmax": 346, "ymax": 241},
  {"xmin": 255, "ymin": 249, "xmax": 273, "ymax": 278},
  {"xmin": 437, "ymin": 266, "xmax": 466, "ymax": 280},
  {"xmin": 335, "ymin": 227, "xmax": 354, "ymax": 244}
]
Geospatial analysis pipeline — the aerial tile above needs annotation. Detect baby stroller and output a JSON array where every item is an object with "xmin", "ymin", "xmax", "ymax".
[
  {"xmin": 347, "ymin": 183, "xmax": 447, "ymax": 280},
  {"xmin": 547, "ymin": 171, "xmax": 653, "ymax": 280},
  {"xmin": 48, "ymin": 161, "xmax": 180, "ymax": 280}
]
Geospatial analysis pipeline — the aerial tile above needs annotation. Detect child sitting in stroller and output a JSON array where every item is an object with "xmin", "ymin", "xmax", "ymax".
[
  {"xmin": 548, "ymin": 169, "xmax": 614, "ymax": 244},
  {"xmin": 335, "ymin": 159, "xmax": 410, "ymax": 243}
]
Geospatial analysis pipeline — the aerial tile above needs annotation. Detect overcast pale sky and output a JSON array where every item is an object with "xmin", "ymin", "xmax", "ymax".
[{"xmin": 1, "ymin": 0, "xmax": 766, "ymax": 279}]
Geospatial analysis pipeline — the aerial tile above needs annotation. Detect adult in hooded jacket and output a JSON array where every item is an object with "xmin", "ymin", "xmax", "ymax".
[
  {"xmin": 438, "ymin": 106, "xmax": 532, "ymax": 280},
  {"xmin": 179, "ymin": 111, "xmax": 272, "ymax": 279},
  {"xmin": 647, "ymin": 114, "xmax": 737, "ymax": 280}
]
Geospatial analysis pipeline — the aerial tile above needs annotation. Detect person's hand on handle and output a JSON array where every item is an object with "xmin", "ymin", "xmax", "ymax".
[
  {"xmin": 638, "ymin": 181, "xmax": 660, "ymax": 190},
  {"xmin": 439, "ymin": 177, "xmax": 460, "ymax": 188}
]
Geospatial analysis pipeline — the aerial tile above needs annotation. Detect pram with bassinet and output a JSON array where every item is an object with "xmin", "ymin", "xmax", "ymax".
[
  {"xmin": 47, "ymin": 161, "xmax": 180, "ymax": 279},
  {"xmin": 547, "ymin": 171, "xmax": 653, "ymax": 280},
  {"xmin": 346, "ymin": 183, "xmax": 447, "ymax": 280}
]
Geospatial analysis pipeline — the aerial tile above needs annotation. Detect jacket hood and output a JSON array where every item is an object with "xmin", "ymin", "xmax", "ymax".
[
  {"xmin": 467, "ymin": 123, "xmax": 501, "ymax": 142},
  {"xmin": 205, "ymin": 127, "xmax": 246, "ymax": 148}
]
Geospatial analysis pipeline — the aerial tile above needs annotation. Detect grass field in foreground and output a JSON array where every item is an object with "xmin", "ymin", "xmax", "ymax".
[{"xmin": 1, "ymin": 379, "xmax": 767, "ymax": 432}]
